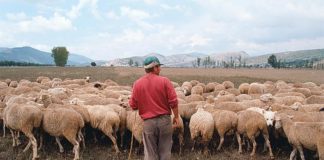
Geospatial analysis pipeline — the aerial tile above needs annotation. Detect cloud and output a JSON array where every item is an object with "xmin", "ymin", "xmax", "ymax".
[
  {"xmin": 106, "ymin": 11, "xmax": 120, "ymax": 20},
  {"xmin": 17, "ymin": 13, "xmax": 73, "ymax": 32},
  {"xmin": 6, "ymin": 12, "xmax": 28, "ymax": 21},
  {"xmin": 67, "ymin": 0, "xmax": 101, "ymax": 19},
  {"xmin": 120, "ymin": 6, "xmax": 151, "ymax": 21}
]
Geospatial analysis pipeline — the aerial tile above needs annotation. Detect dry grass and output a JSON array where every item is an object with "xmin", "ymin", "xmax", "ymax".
[
  {"xmin": 1, "ymin": 67, "xmax": 323, "ymax": 86},
  {"xmin": 0, "ymin": 66, "xmax": 323, "ymax": 160}
]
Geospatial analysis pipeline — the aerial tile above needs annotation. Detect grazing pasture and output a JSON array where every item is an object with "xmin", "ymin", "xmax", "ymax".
[{"xmin": 0, "ymin": 66, "xmax": 323, "ymax": 160}]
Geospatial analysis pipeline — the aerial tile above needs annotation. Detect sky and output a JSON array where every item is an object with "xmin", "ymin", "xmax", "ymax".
[{"xmin": 1, "ymin": 0, "xmax": 324, "ymax": 60}]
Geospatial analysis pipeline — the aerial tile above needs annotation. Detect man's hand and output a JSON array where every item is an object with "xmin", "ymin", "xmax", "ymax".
[{"xmin": 172, "ymin": 116, "xmax": 180, "ymax": 128}]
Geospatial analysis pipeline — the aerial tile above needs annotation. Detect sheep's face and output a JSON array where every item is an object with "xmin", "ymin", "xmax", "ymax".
[
  {"xmin": 264, "ymin": 111, "xmax": 276, "ymax": 126},
  {"xmin": 217, "ymin": 90, "xmax": 230, "ymax": 97},
  {"xmin": 290, "ymin": 102, "xmax": 302, "ymax": 111}
]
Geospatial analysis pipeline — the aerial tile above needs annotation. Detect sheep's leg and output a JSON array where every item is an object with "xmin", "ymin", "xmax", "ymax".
[
  {"xmin": 23, "ymin": 140, "xmax": 31, "ymax": 152},
  {"xmin": 120, "ymin": 130, "xmax": 125, "ymax": 148},
  {"xmin": 24, "ymin": 132, "xmax": 39, "ymax": 160},
  {"xmin": 250, "ymin": 136, "xmax": 257, "ymax": 157},
  {"xmin": 263, "ymin": 134, "xmax": 274, "ymax": 159},
  {"xmin": 10, "ymin": 129, "xmax": 16, "ymax": 147},
  {"xmin": 92, "ymin": 131, "xmax": 98, "ymax": 143},
  {"xmin": 217, "ymin": 134, "xmax": 224, "ymax": 151},
  {"xmin": 236, "ymin": 132, "xmax": 242, "ymax": 154},
  {"xmin": 16, "ymin": 131, "xmax": 21, "ymax": 146},
  {"xmin": 178, "ymin": 133, "xmax": 184, "ymax": 155},
  {"xmin": 104, "ymin": 130, "xmax": 120, "ymax": 153},
  {"xmin": 55, "ymin": 137, "xmax": 64, "ymax": 153},
  {"xmin": 191, "ymin": 140, "xmax": 196, "ymax": 151},
  {"xmin": 38, "ymin": 133, "xmax": 43, "ymax": 150},
  {"xmin": 289, "ymin": 147, "xmax": 297, "ymax": 160},
  {"xmin": 65, "ymin": 134, "xmax": 80, "ymax": 160},
  {"xmin": 203, "ymin": 141, "xmax": 209, "ymax": 155},
  {"xmin": 2, "ymin": 123, "xmax": 5, "ymax": 138},
  {"xmin": 297, "ymin": 145, "xmax": 305, "ymax": 160},
  {"xmin": 78, "ymin": 130, "xmax": 86, "ymax": 149}
]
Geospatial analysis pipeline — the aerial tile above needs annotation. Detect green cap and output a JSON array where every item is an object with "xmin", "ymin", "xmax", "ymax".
[{"xmin": 143, "ymin": 56, "xmax": 163, "ymax": 69}]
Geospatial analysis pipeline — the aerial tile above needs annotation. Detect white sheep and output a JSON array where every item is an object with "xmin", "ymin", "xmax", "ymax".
[
  {"xmin": 236, "ymin": 110, "xmax": 274, "ymax": 159},
  {"xmin": 182, "ymin": 81, "xmax": 193, "ymax": 96},
  {"xmin": 191, "ymin": 85, "xmax": 204, "ymax": 95},
  {"xmin": 246, "ymin": 107, "xmax": 276, "ymax": 126},
  {"xmin": 205, "ymin": 82, "xmax": 216, "ymax": 93},
  {"xmin": 238, "ymin": 83, "xmax": 250, "ymax": 94},
  {"xmin": 189, "ymin": 106, "xmax": 214, "ymax": 154},
  {"xmin": 248, "ymin": 83, "xmax": 265, "ymax": 95},
  {"xmin": 222, "ymin": 81, "xmax": 234, "ymax": 89},
  {"xmin": 184, "ymin": 94, "xmax": 204, "ymax": 103},
  {"xmin": 290, "ymin": 102, "xmax": 324, "ymax": 112}
]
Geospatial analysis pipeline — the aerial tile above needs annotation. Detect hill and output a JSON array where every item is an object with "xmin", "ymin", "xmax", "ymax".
[{"xmin": 0, "ymin": 46, "xmax": 94, "ymax": 66}]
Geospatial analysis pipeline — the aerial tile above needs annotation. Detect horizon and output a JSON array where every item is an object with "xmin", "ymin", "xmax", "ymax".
[{"xmin": 1, "ymin": 0, "xmax": 324, "ymax": 61}]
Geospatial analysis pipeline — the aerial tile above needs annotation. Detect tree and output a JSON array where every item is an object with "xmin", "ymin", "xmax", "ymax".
[
  {"xmin": 134, "ymin": 61, "xmax": 139, "ymax": 67},
  {"xmin": 51, "ymin": 47, "xmax": 69, "ymax": 67},
  {"xmin": 267, "ymin": 54, "xmax": 277, "ymax": 68},
  {"xmin": 128, "ymin": 59, "xmax": 134, "ymax": 66},
  {"xmin": 197, "ymin": 58, "xmax": 201, "ymax": 67},
  {"xmin": 91, "ymin": 62, "xmax": 96, "ymax": 67}
]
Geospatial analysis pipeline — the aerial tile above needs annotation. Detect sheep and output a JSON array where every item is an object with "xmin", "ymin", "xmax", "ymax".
[
  {"xmin": 171, "ymin": 113, "xmax": 185, "ymax": 154},
  {"xmin": 236, "ymin": 110, "xmax": 274, "ymax": 159},
  {"xmin": 214, "ymin": 84, "xmax": 226, "ymax": 92},
  {"xmin": 205, "ymin": 82, "xmax": 215, "ymax": 93},
  {"xmin": 42, "ymin": 106, "xmax": 84, "ymax": 159},
  {"xmin": 275, "ymin": 92, "xmax": 306, "ymax": 98},
  {"xmin": 246, "ymin": 107, "xmax": 276, "ymax": 126},
  {"xmin": 178, "ymin": 101, "xmax": 205, "ymax": 120},
  {"xmin": 85, "ymin": 105, "xmax": 120, "ymax": 153},
  {"xmin": 290, "ymin": 102, "xmax": 324, "ymax": 112},
  {"xmin": 60, "ymin": 79, "xmax": 88, "ymax": 86},
  {"xmin": 196, "ymin": 83, "xmax": 207, "ymax": 93},
  {"xmin": 206, "ymin": 95, "xmax": 215, "ymax": 104},
  {"xmin": 275, "ymin": 80, "xmax": 290, "ymax": 90},
  {"xmin": 210, "ymin": 108, "xmax": 238, "ymax": 150},
  {"xmin": 4, "ymin": 79, "xmax": 11, "ymax": 86},
  {"xmin": 3, "ymin": 103, "xmax": 42, "ymax": 160},
  {"xmin": 225, "ymin": 88, "xmax": 240, "ymax": 96},
  {"xmin": 215, "ymin": 91, "xmax": 236, "ymax": 104},
  {"xmin": 274, "ymin": 113, "xmax": 324, "ymax": 160},
  {"xmin": 235, "ymin": 94, "xmax": 252, "ymax": 102},
  {"xmin": 176, "ymin": 91, "xmax": 186, "ymax": 100},
  {"xmin": 181, "ymin": 81, "xmax": 192, "ymax": 96},
  {"xmin": 274, "ymin": 96, "xmax": 305, "ymax": 106},
  {"xmin": 215, "ymin": 102, "xmax": 251, "ymax": 113},
  {"xmin": 222, "ymin": 81, "xmax": 234, "ymax": 89},
  {"xmin": 189, "ymin": 106, "xmax": 214, "ymax": 154},
  {"xmin": 185, "ymin": 94, "xmax": 204, "ymax": 103},
  {"xmin": 104, "ymin": 79, "xmax": 119, "ymax": 86},
  {"xmin": 171, "ymin": 81, "xmax": 180, "ymax": 88},
  {"xmin": 191, "ymin": 86, "xmax": 204, "ymax": 95},
  {"xmin": 106, "ymin": 86, "xmax": 132, "ymax": 91},
  {"xmin": 190, "ymin": 80, "xmax": 200, "ymax": 86},
  {"xmin": 47, "ymin": 87, "xmax": 71, "ymax": 100},
  {"xmin": 36, "ymin": 76, "xmax": 50, "ymax": 83},
  {"xmin": 9, "ymin": 81, "xmax": 18, "ymax": 88},
  {"xmin": 302, "ymin": 82, "xmax": 317, "ymax": 88},
  {"xmin": 248, "ymin": 83, "xmax": 265, "ymax": 95},
  {"xmin": 306, "ymin": 95, "xmax": 324, "ymax": 104},
  {"xmin": 0, "ymin": 81, "xmax": 8, "ymax": 89},
  {"xmin": 292, "ymin": 88, "xmax": 312, "ymax": 97},
  {"xmin": 126, "ymin": 110, "xmax": 144, "ymax": 144},
  {"xmin": 238, "ymin": 83, "xmax": 250, "ymax": 94}
]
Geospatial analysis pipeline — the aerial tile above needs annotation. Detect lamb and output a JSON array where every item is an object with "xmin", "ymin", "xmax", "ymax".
[
  {"xmin": 274, "ymin": 113, "xmax": 324, "ymax": 160},
  {"xmin": 3, "ymin": 102, "xmax": 42, "ymax": 160},
  {"xmin": 306, "ymin": 95, "xmax": 324, "ymax": 104},
  {"xmin": 189, "ymin": 106, "xmax": 214, "ymax": 154},
  {"xmin": 191, "ymin": 86, "xmax": 204, "ymax": 95},
  {"xmin": 236, "ymin": 110, "xmax": 274, "ymax": 159},
  {"xmin": 238, "ymin": 83, "xmax": 250, "ymax": 94}
]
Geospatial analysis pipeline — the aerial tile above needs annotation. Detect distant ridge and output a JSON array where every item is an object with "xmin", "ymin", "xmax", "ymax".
[{"xmin": 0, "ymin": 46, "xmax": 94, "ymax": 66}]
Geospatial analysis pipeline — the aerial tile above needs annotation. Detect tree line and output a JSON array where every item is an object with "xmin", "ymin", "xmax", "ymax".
[{"xmin": 0, "ymin": 61, "xmax": 52, "ymax": 66}]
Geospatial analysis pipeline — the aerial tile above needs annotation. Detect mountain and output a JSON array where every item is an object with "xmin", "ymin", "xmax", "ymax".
[
  {"xmin": 246, "ymin": 49, "xmax": 324, "ymax": 65},
  {"xmin": 0, "ymin": 46, "xmax": 94, "ymax": 66},
  {"xmin": 103, "ymin": 52, "xmax": 207, "ymax": 67}
]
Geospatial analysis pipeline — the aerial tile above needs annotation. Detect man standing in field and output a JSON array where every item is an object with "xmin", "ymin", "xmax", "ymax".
[{"xmin": 129, "ymin": 56, "xmax": 180, "ymax": 160}]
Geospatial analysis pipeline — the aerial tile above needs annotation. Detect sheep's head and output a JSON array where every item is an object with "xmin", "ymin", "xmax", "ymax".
[
  {"xmin": 290, "ymin": 102, "xmax": 302, "ymax": 111},
  {"xmin": 260, "ymin": 93, "xmax": 273, "ymax": 103},
  {"xmin": 206, "ymin": 95, "xmax": 215, "ymax": 104},
  {"xmin": 217, "ymin": 90, "xmax": 230, "ymax": 97},
  {"xmin": 274, "ymin": 115, "xmax": 282, "ymax": 129},
  {"xmin": 183, "ymin": 86, "xmax": 190, "ymax": 96},
  {"xmin": 70, "ymin": 98, "xmax": 85, "ymax": 105},
  {"xmin": 85, "ymin": 76, "xmax": 91, "ymax": 83}
]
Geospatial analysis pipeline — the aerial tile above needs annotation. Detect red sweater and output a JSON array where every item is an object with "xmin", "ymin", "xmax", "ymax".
[{"xmin": 129, "ymin": 73, "xmax": 178, "ymax": 120}]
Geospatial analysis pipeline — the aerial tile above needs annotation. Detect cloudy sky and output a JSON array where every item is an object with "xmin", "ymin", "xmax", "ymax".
[{"xmin": 1, "ymin": 0, "xmax": 324, "ymax": 60}]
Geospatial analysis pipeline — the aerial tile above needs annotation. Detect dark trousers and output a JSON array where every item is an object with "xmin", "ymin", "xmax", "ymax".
[{"xmin": 143, "ymin": 115, "xmax": 173, "ymax": 160}]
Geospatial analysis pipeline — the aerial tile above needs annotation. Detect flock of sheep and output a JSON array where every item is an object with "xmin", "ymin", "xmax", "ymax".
[{"xmin": 0, "ymin": 76, "xmax": 324, "ymax": 160}]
